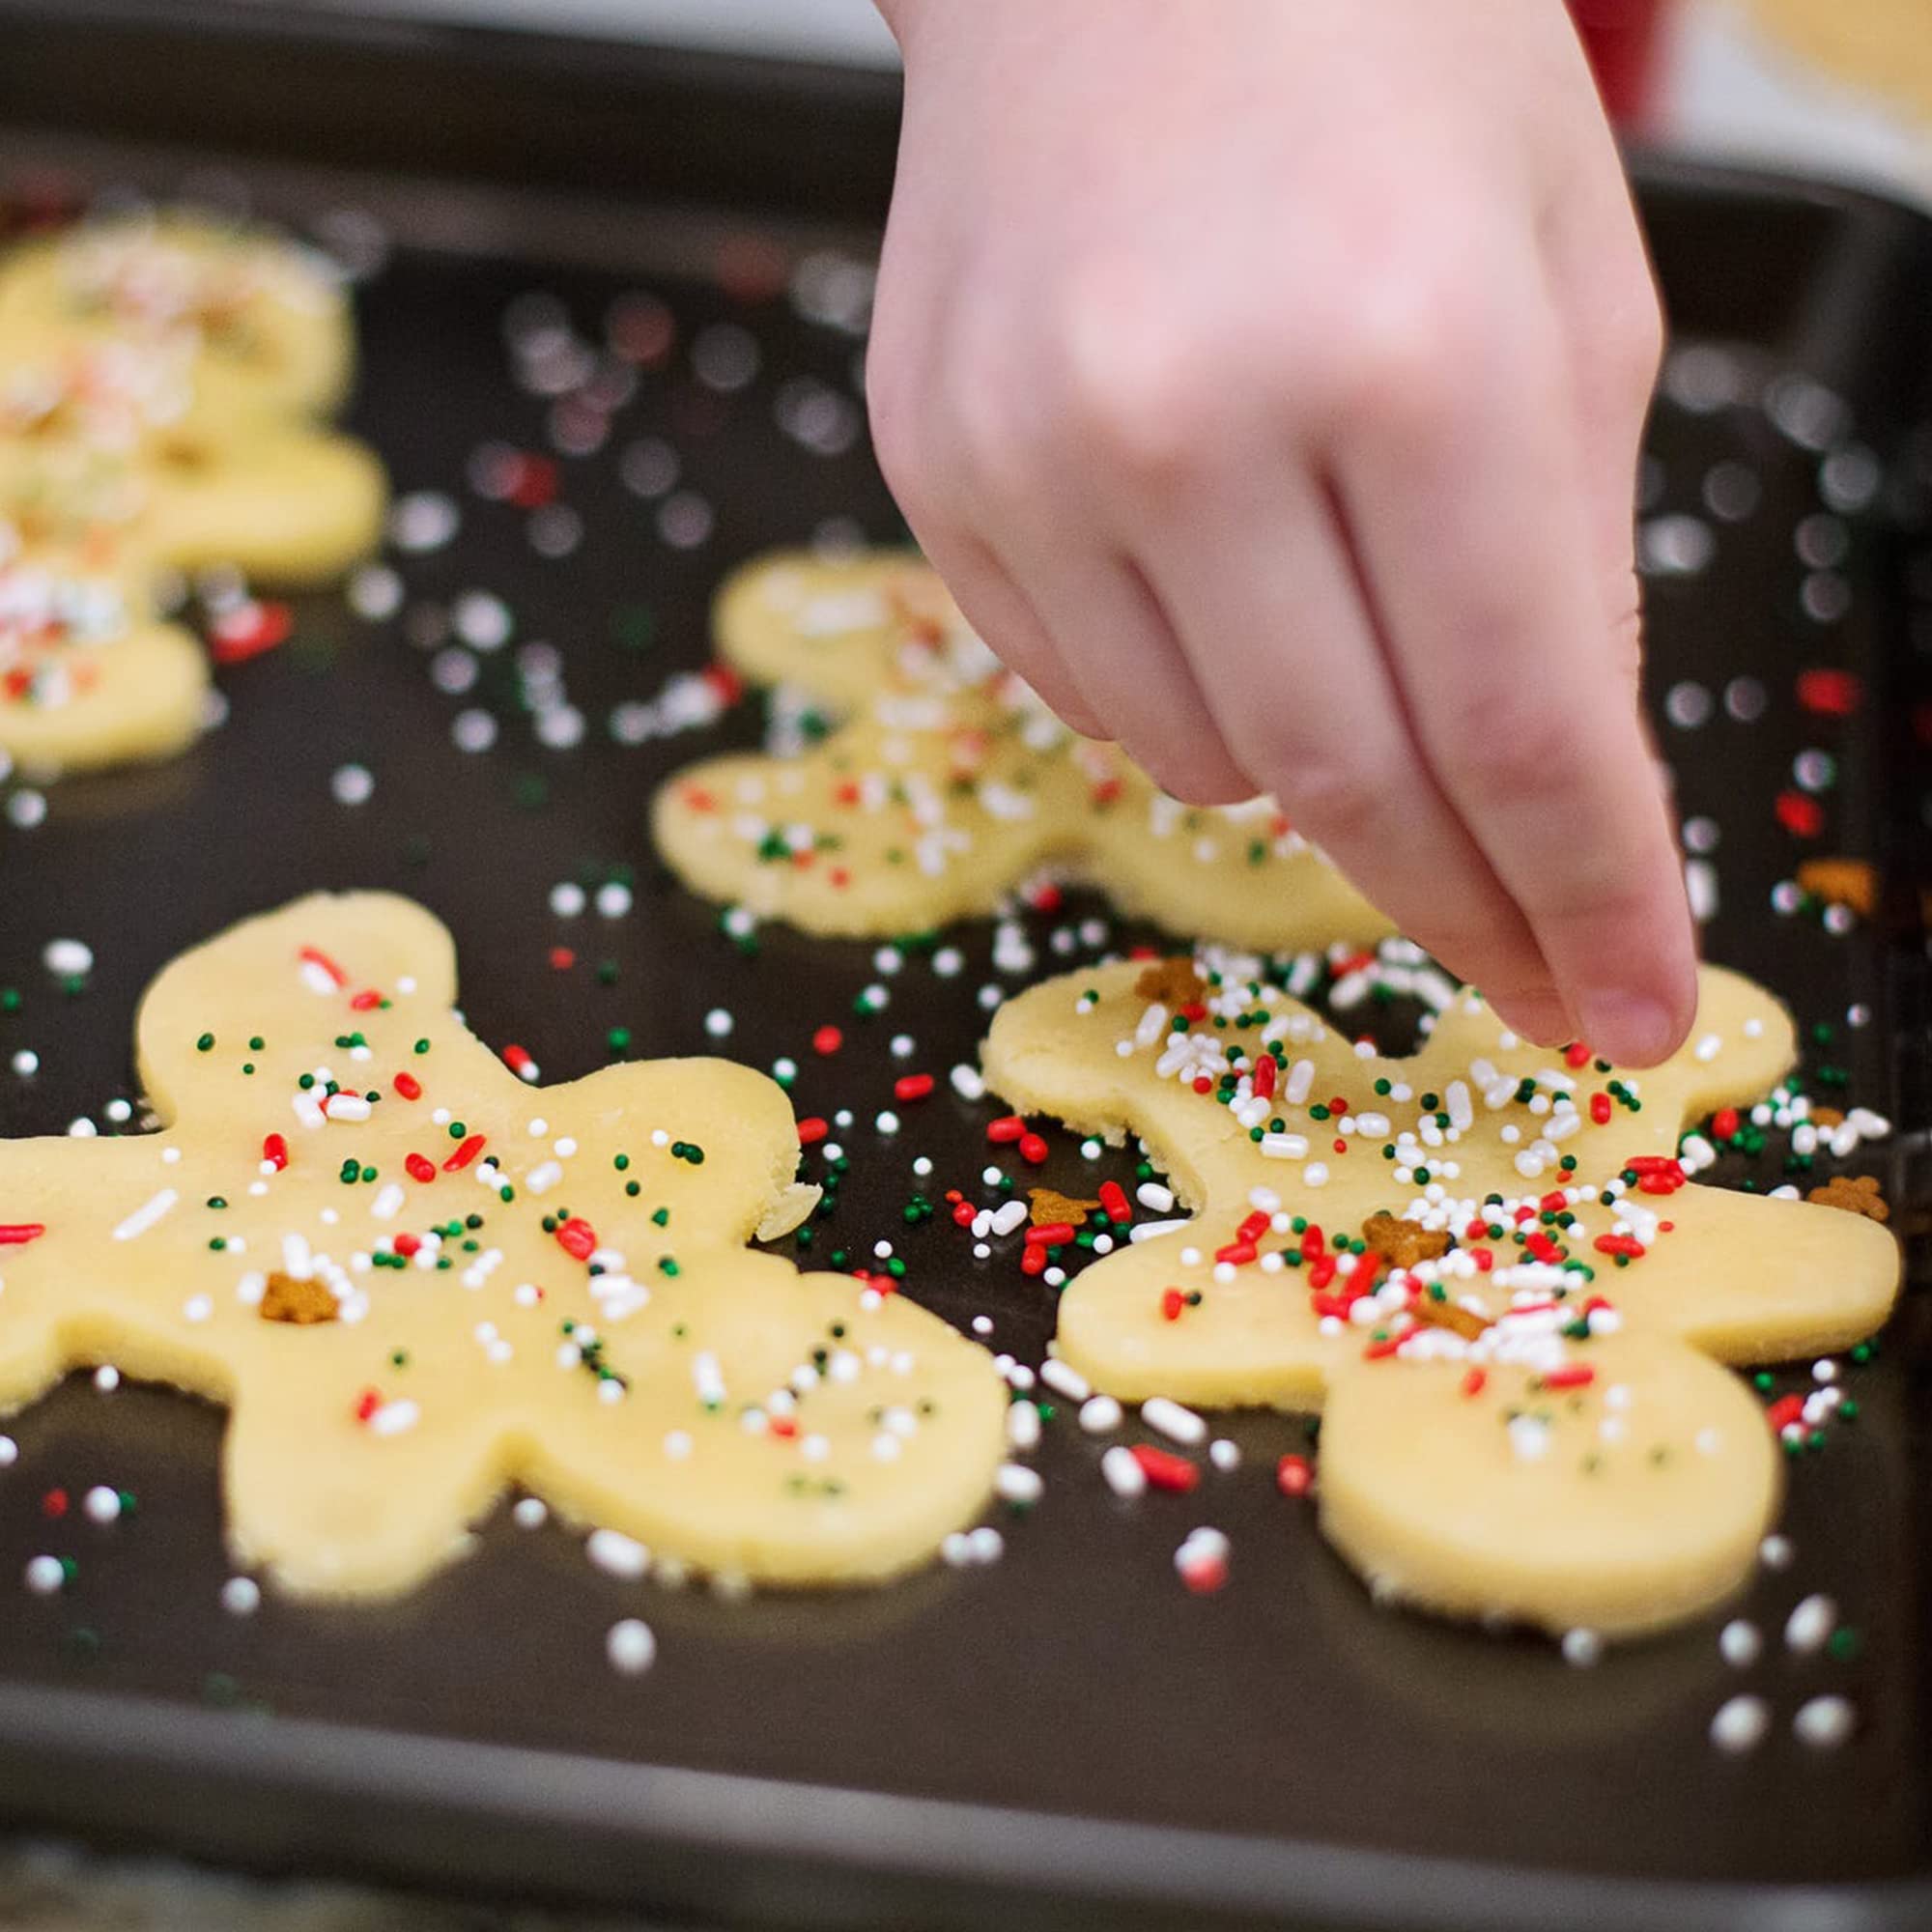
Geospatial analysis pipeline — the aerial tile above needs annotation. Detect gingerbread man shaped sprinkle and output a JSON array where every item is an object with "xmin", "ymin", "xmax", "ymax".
[
  {"xmin": 0, "ymin": 894, "xmax": 1005, "ymax": 1598},
  {"xmin": 654, "ymin": 549, "xmax": 1393, "ymax": 948},
  {"xmin": 984, "ymin": 952, "xmax": 1899, "ymax": 1637}
]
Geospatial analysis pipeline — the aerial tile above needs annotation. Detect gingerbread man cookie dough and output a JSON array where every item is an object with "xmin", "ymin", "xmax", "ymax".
[
  {"xmin": 0, "ymin": 525, "xmax": 208, "ymax": 771},
  {"xmin": 0, "ymin": 894, "xmax": 1007, "ymax": 1598},
  {"xmin": 0, "ymin": 213, "xmax": 384, "ymax": 588},
  {"xmin": 654, "ymin": 550, "xmax": 1392, "ymax": 949},
  {"xmin": 983, "ymin": 952, "xmax": 1898, "ymax": 1637}
]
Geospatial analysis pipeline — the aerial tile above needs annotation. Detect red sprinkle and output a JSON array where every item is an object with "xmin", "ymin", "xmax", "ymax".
[
  {"xmin": 796, "ymin": 1116, "xmax": 829, "ymax": 1147},
  {"xmin": 951, "ymin": 1200, "xmax": 976, "ymax": 1228},
  {"xmin": 503, "ymin": 1044, "xmax": 534, "ymax": 1077},
  {"xmin": 1589, "ymin": 1093, "xmax": 1612, "ymax": 1126},
  {"xmin": 1020, "ymin": 1246, "xmax": 1047, "ymax": 1277},
  {"xmin": 1275, "ymin": 1454, "xmax": 1314, "ymax": 1497},
  {"xmin": 443, "ymin": 1134, "xmax": 486, "ymax": 1172},
  {"xmin": 555, "ymin": 1216, "xmax": 598, "ymax": 1263},
  {"xmin": 1160, "ymin": 1288, "xmax": 1185, "ymax": 1321},
  {"xmin": 1542, "ymin": 1366, "xmax": 1596, "ymax": 1391},
  {"xmin": 1026, "ymin": 1222, "xmax": 1076, "ymax": 1248},
  {"xmin": 985, "ymin": 1116, "xmax": 1027, "ymax": 1144},
  {"xmin": 811, "ymin": 1025, "xmax": 843, "ymax": 1057},
  {"xmin": 1017, "ymin": 1133, "xmax": 1050, "ymax": 1165},
  {"xmin": 549, "ymin": 946, "xmax": 577, "ymax": 972},
  {"xmin": 1461, "ymin": 1368, "xmax": 1488, "ymax": 1399},
  {"xmin": 209, "ymin": 599, "xmax": 293, "ymax": 665},
  {"xmin": 261, "ymin": 1135, "xmax": 289, "ymax": 1174},
  {"xmin": 1252, "ymin": 1055, "xmax": 1276, "ymax": 1100},
  {"xmin": 1564, "ymin": 1040, "xmax": 1593, "ymax": 1068},
  {"xmin": 350, "ymin": 989, "xmax": 384, "ymax": 1012},
  {"xmin": 893, "ymin": 1072, "xmax": 935, "ymax": 1103},
  {"xmin": 41, "ymin": 1488, "xmax": 67, "ymax": 1520},
  {"xmin": 394, "ymin": 1233, "xmax": 422, "ymax": 1259},
  {"xmin": 1776, "ymin": 790, "xmax": 1824, "ymax": 838},
  {"xmin": 354, "ymin": 1388, "xmax": 383, "ymax": 1424},
  {"xmin": 1363, "ymin": 1335, "xmax": 1404, "ymax": 1361},
  {"xmin": 298, "ymin": 946, "xmax": 348, "ymax": 988},
  {"xmin": 1797, "ymin": 668, "xmax": 1861, "ymax": 717},
  {"xmin": 1766, "ymin": 1393, "xmax": 1805, "ymax": 1433},
  {"xmin": 1098, "ymin": 1180, "xmax": 1131, "ymax": 1223},
  {"xmin": 0, "ymin": 1223, "xmax": 46, "ymax": 1248},
  {"xmin": 1179, "ymin": 1552, "xmax": 1228, "ymax": 1596},
  {"xmin": 1131, "ymin": 1444, "xmax": 1199, "ymax": 1492},
  {"xmin": 393, "ymin": 1071, "xmax": 423, "ymax": 1101},
  {"xmin": 1712, "ymin": 1106, "xmax": 1740, "ymax": 1141},
  {"xmin": 1593, "ymin": 1233, "xmax": 1645, "ymax": 1259},
  {"xmin": 405, "ymin": 1152, "xmax": 437, "ymax": 1184}
]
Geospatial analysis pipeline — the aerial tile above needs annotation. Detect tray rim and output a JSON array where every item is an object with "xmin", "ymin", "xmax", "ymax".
[{"xmin": 1, "ymin": 42, "xmax": 1931, "ymax": 1926}]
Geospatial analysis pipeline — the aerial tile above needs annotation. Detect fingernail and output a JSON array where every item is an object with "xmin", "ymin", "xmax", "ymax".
[{"xmin": 1579, "ymin": 990, "xmax": 1683, "ymax": 1068}]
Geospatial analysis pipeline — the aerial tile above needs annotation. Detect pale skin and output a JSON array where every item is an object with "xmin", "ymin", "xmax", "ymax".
[{"xmin": 866, "ymin": 0, "xmax": 1695, "ymax": 1066}]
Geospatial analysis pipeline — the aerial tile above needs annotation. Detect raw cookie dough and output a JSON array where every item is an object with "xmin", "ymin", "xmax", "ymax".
[
  {"xmin": 983, "ymin": 952, "xmax": 1899, "ymax": 1637},
  {"xmin": 654, "ymin": 550, "xmax": 1392, "ymax": 948},
  {"xmin": 0, "ymin": 894, "xmax": 1006, "ymax": 1599},
  {"xmin": 0, "ymin": 525, "xmax": 208, "ymax": 770},
  {"xmin": 0, "ymin": 213, "xmax": 384, "ymax": 586},
  {"xmin": 0, "ymin": 213, "xmax": 355, "ymax": 426}
]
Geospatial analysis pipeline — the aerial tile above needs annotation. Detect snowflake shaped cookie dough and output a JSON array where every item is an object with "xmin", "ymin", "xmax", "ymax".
[
  {"xmin": 984, "ymin": 952, "xmax": 1899, "ymax": 1637},
  {"xmin": 0, "ymin": 894, "xmax": 1006, "ymax": 1598},
  {"xmin": 654, "ymin": 550, "xmax": 1391, "ymax": 949},
  {"xmin": 0, "ymin": 213, "xmax": 384, "ymax": 587}
]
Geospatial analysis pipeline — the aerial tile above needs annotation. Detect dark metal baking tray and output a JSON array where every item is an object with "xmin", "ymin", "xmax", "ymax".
[{"xmin": 0, "ymin": 9, "xmax": 1929, "ymax": 1927}]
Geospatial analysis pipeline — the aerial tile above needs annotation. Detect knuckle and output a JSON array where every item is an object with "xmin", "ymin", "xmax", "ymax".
[
  {"xmin": 1269, "ymin": 755, "xmax": 1389, "ymax": 850},
  {"xmin": 1052, "ymin": 277, "xmax": 1213, "ymax": 477},
  {"xmin": 1319, "ymin": 274, "xmax": 1483, "ymax": 441}
]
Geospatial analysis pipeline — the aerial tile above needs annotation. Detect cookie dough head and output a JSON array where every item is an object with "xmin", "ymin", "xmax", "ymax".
[
  {"xmin": 0, "ymin": 893, "xmax": 1007, "ymax": 1598},
  {"xmin": 0, "ymin": 213, "xmax": 355, "ymax": 424},
  {"xmin": 982, "ymin": 952, "xmax": 1899, "ymax": 1637},
  {"xmin": 0, "ymin": 528, "xmax": 208, "ymax": 772},
  {"xmin": 654, "ymin": 549, "xmax": 1392, "ymax": 948},
  {"xmin": 0, "ymin": 326, "xmax": 384, "ymax": 586}
]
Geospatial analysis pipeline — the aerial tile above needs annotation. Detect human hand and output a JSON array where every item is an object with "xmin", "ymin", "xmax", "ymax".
[{"xmin": 866, "ymin": 0, "xmax": 1693, "ymax": 1065}]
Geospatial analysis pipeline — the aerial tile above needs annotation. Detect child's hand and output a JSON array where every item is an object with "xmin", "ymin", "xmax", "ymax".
[{"xmin": 867, "ymin": 0, "xmax": 1693, "ymax": 1065}]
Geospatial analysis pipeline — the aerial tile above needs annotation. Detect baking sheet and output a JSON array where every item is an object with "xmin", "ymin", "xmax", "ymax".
[{"xmin": 0, "ymin": 65, "xmax": 1928, "ymax": 1932}]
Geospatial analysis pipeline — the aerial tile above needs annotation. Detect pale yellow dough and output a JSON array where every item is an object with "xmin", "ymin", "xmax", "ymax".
[
  {"xmin": 0, "ymin": 894, "xmax": 1007, "ymax": 1599},
  {"xmin": 654, "ymin": 550, "xmax": 1392, "ymax": 949},
  {"xmin": 0, "ymin": 214, "xmax": 387, "ymax": 772},
  {"xmin": 984, "ymin": 952, "xmax": 1899, "ymax": 1637},
  {"xmin": 0, "ymin": 534, "xmax": 209, "ymax": 772}
]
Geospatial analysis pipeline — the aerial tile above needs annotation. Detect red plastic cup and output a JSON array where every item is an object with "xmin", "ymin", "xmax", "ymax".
[{"xmin": 1568, "ymin": 0, "xmax": 1672, "ymax": 126}]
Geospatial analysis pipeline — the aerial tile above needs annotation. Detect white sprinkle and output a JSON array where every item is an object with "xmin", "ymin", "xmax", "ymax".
[
  {"xmin": 606, "ymin": 1618, "xmax": 658, "ymax": 1675},
  {"xmin": 24, "ymin": 1554, "xmax": 65, "ymax": 1595},
  {"xmin": 1783, "ymin": 1593, "xmax": 1836, "ymax": 1654},
  {"xmin": 369, "ymin": 1182, "xmax": 406, "ymax": 1221},
  {"xmin": 220, "ymin": 1577, "xmax": 262, "ymax": 1616},
  {"xmin": 703, "ymin": 1008, "xmax": 733, "ymax": 1038},
  {"xmin": 1135, "ymin": 1181, "xmax": 1176, "ymax": 1213},
  {"xmin": 1507, "ymin": 1414, "xmax": 1551, "ymax": 1463},
  {"xmin": 83, "ymin": 1486, "xmax": 121, "ymax": 1524},
  {"xmin": 1100, "ymin": 1445, "xmax": 1147, "ymax": 1498},
  {"xmin": 1039, "ymin": 1359, "xmax": 1090, "ymax": 1403},
  {"xmin": 1710, "ymin": 1694, "xmax": 1770, "ymax": 1755},
  {"xmin": 1079, "ymin": 1395, "xmax": 1122, "ymax": 1434},
  {"xmin": 949, "ymin": 1063, "xmax": 986, "ymax": 1100},
  {"xmin": 512, "ymin": 1497, "xmax": 549, "ymax": 1530},
  {"xmin": 367, "ymin": 1398, "xmax": 420, "ymax": 1437},
  {"xmin": 1006, "ymin": 1402, "xmax": 1041, "ymax": 1451},
  {"xmin": 1719, "ymin": 1619, "xmax": 1761, "ymax": 1667},
  {"xmin": 94, "ymin": 1367, "xmax": 120, "ymax": 1393},
  {"xmin": 1142, "ymin": 1397, "xmax": 1207, "ymax": 1446},
  {"xmin": 43, "ymin": 937, "xmax": 92, "ymax": 979},
  {"xmin": 989, "ymin": 1200, "xmax": 1029, "ymax": 1238},
  {"xmin": 550, "ymin": 881, "xmax": 586, "ymax": 918},
  {"xmin": 0, "ymin": 1437, "xmax": 15, "ymax": 1467},
  {"xmin": 1561, "ymin": 1628, "xmax": 1603, "ymax": 1668},
  {"xmin": 112, "ymin": 1188, "xmax": 179, "ymax": 1242},
  {"xmin": 587, "ymin": 1527, "xmax": 650, "ymax": 1579},
  {"xmin": 1208, "ymin": 1438, "xmax": 1241, "ymax": 1472},
  {"xmin": 995, "ymin": 1463, "xmax": 1043, "ymax": 1504},
  {"xmin": 1793, "ymin": 1695, "xmax": 1856, "ymax": 1749},
  {"xmin": 330, "ymin": 763, "xmax": 375, "ymax": 807}
]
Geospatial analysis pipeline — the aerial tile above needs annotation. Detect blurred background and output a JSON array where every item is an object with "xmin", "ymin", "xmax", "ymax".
[{"xmin": 204, "ymin": 0, "xmax": 1932, "ymax": 207}]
